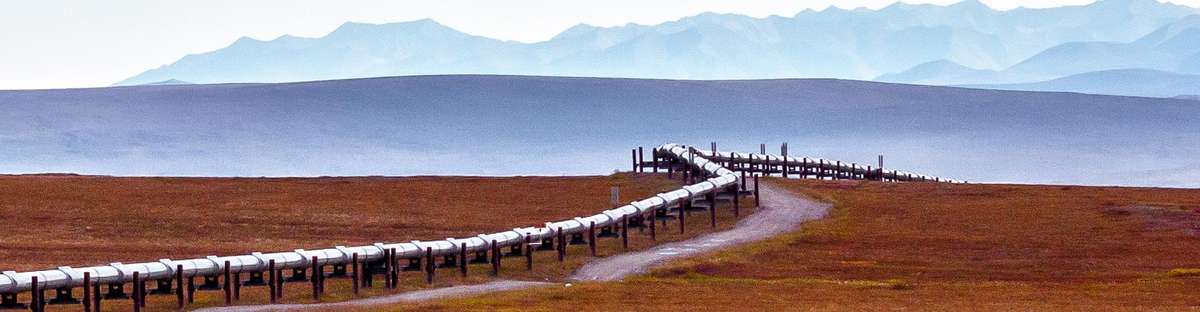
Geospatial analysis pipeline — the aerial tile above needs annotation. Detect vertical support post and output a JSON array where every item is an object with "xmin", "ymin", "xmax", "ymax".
[
  {"xmin": 186, "ymin": 274, "xmax": 195, "ymax": 304},
  {"xmin": 878, "ymin": 155, "xmax": 885, "ymax": 182},
  {"xmin": 361, "ymin": 256, "xmax": 371, "ymax": 289},
  {"xmin": 83, "ymin": 272, "xmax": 92, "ymax": 312},
  {"xmin": 638, "ymin": 147, "xmax": 644, "ymax": 173},
  {"xmin": 224, "ymin": 260, "xmax": 232, "ymax": 306},
  {"xmin": 459, "ymin": 243, "xmax": 469, "ymax": 277},
  {"xmin": 234, "ymin": 272, "xmax": 241, "ymax": 301},
  {"xmin": 425, "ymin": 247, "xmax": 434, "ymax": 285},
  {"xmin": 310, "ymin": 256, "xmax": 319, "ymax": 301},
  {"xmin": 382, "ymin": 249, "xmax": 392, "ymax": 290},
  {"xmin": 556, "ymin": 229, "xmax": 565, "ymax": 262},
  {"xmin": 382, "ymin": 250, "xmax": 392, "ymax": 290},
  {"xmin": 389, "ymin": 248, "xmax": 399, "ymax": 288},
  {"xmin": 268, "ymin": 260, "xmax": 276, "ymax": 304},
  {"xmin": 30, "ymin": 276, "xmax": 39, "ymax": 312},
  {"xmin": 588, "ymin": 222, "xmax": 597, "ymax": 256},
  {"xmin": 754, "ymin": 175, "xmax": 761, "ymax": 207},
  {"xmin": 621, "ymin": 215, "xmax": 629, "ymax": 250},
  {"xmin": 652, "ymin": 148, "xmax": 659, "ymax": 173},
  {"xmin": 92, "ymin": 279, "xmax": 101, "ymax": 312},
  {"xmin": 524, "ymin": 236, "xmax": 533, "ymax": 271},
  {"xmin": 688, "ymin": 147, "xmax": 696, "ymax": 184},
  {"xmin": 802, "ymin": 158, "xmax": 808, "ymax": 179},
  {"xmin": 748, "ymin": 154, "xmax": 755, "ymax": 175},
  {"xmin": 631, "ymin": 149, "xmax": 637, "ymax": 172},
  {"xmin": 131, "ymin": 273, "xmax": 140, "ymax": 312},
  {"xmin": 275, "ymin": 266, "xmax": 284, "ymax": 299},
  {"xmin": 138, "ymin": 276, "xmax": 146, "ymax": 309},
  {"xmin": 352, "ymin": 253, "xmax": 360, "ymax": 296},
  {"xmin": 782, "ymin": 143, "xmax": 789, "ymax": 178},
  {"xmin": 490, "ymin": 240, "xmax": 500, "ymax": 276}
]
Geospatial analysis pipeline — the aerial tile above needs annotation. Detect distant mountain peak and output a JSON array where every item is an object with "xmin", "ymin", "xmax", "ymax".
[
  {"xmin": 556, "ymin": 24, "xmax": 600, "ymax": 37},
  {"xmin": 329, "ymin": 19, "xmax": 448, "ymax": 36},
  {"xmin": 950, "ymin": 0, "xmax": 990, "ymax": 10},
  {"xmin": 230, "ymin": 36, "xmax": 266, "ymax": 46}
]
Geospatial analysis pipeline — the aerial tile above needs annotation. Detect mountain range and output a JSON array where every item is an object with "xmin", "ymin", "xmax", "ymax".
[
  {"xmin": 961, "ymin": 69, "xmax": 1200, "ymax": 98},
  {"xmin": 7, "ymin": 75, "xmax": 1199, "ymax": 187},
  {"xmin": 880, "ymin": 14, "xmax": 1200, "ymax": 89},
  {"xmin": 117, "ymin": 0, "xmax": 1200, "ymax": 98}
]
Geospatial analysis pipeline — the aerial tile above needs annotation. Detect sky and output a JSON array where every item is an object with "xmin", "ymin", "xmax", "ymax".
[{"xmin": 2, "ymin": 0, "xmax": 1198, "ymax": 90}]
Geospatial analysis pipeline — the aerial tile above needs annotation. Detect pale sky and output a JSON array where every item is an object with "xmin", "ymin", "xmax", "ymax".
[{"xmin": 1, "ymin": 0, "xmax": 1197, "ymax": 90}]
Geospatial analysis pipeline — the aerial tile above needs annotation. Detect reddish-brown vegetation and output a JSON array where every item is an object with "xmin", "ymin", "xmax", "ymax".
[
  {"xmin": 0, "ymin": 174, "xmax": 678, "ymax": 272},
  {"xmin": 406, "ymin": 179, "xmax": 1200, "ymax": 311}
]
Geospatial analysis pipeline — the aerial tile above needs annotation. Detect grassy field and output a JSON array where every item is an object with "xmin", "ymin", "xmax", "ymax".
[
  {"xmin": 1, "ymin": 173, "xmax": 762, "ymax": 311},
  {"xmin": 0, "ymin": 173, "xmax": 682, "ymax": 272},
  {"xmin": 402, "ymin": 179, "xmax": 1200, "ymax": 311}
]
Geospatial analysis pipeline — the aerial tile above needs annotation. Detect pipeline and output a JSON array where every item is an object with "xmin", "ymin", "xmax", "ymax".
[
  {"xmin": 0, "ymin": 142, "xmax": 956, "ymax": 303},
  {"xmin": 690, "ymin": 150, "xmax": 962, "ymax": 183}
]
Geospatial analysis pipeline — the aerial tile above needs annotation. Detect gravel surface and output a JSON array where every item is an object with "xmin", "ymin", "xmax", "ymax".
[{"xmin": 570, "ymin": 183, "xmax": 830, "ymax": 281}]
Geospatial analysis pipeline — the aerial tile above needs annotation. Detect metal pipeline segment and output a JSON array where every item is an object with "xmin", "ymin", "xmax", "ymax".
[
  {"xmin": 0, "ymin": 143, "xmax": 738, "ymax": 295},
  {"xmin": 694, "ymin": 148, "xmax": 957, "ymax": 183}
]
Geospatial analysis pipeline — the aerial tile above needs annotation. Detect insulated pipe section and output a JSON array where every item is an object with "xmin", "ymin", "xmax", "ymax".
[
  {"xmin": 694, "ymin": 147, "xmax": 958, "ymax": 182},
  {"xmin": 2, "ymin": 142, "xmax": 740, "ymax": 294}
]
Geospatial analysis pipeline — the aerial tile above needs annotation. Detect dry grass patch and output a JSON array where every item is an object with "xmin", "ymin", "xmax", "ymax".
[{"xmin": 1167, "ymin": 268, "xmax": 1200, "ymax": 278}]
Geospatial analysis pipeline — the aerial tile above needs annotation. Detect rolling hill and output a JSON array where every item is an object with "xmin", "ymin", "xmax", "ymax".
[{"xmin": 2, "ymin": 75, "xmax": 1197, "ymax": 187}]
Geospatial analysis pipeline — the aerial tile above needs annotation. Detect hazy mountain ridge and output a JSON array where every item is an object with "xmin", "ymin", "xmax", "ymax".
[
  {"xmin": 117, "ymin": 0, "xmax": 1198, "ymax": 86},
  {"xmin": 882, "ymin": 13, "xmax": 1200, "ymax": 91},
  {"xmin": 876, "ymin": 60, "xmax": 998, "ymax": 85},
  {"xmin": 961, "ymin": 69, "xmax": 1200, "ymax": 98},
  {"xmin": 9, "ymin": 75, "xmax": 1199, "ymax": 187}
]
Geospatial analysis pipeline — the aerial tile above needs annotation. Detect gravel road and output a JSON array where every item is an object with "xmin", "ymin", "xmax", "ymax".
[{"xmin": 570, "ymin": 183, "xmax": 830, "ymax": 281}]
